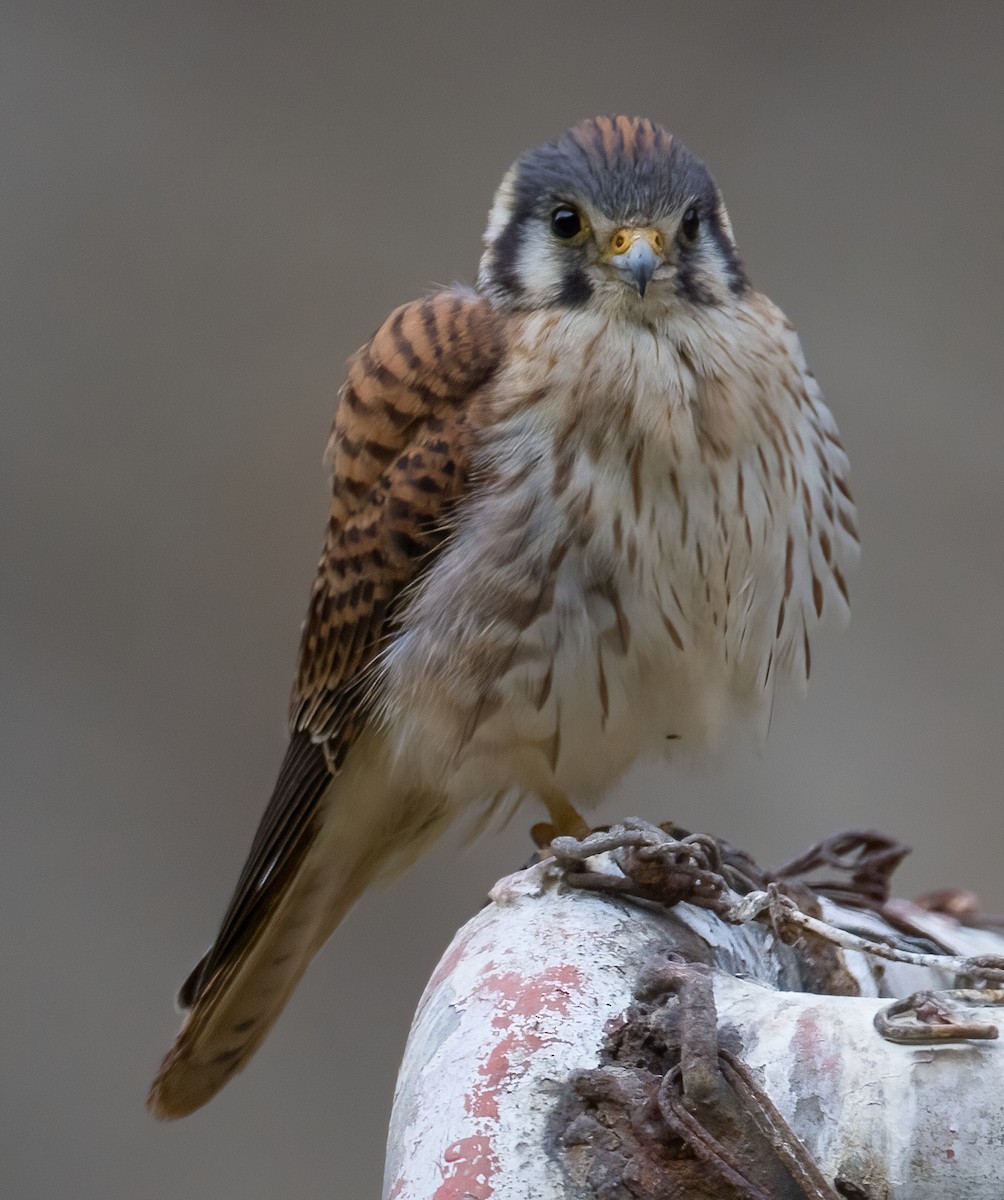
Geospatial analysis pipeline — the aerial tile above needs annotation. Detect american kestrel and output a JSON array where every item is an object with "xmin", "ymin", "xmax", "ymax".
[{"xmin": 149, "ymin": 116, "xmax": 858, "ymax": 1118}]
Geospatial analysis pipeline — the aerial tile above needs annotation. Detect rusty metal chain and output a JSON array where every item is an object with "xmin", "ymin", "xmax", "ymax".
[
  {"xmin": 550, "ymin": 819, "xmax": 1004, "ymax": 989},
  {"xmin": 640, "ymin": 953, "xmax": 844, "ymax": 1200},
  {"xmin": 550, "ymin": 819, "xmax": 757, "ymax": 917}
]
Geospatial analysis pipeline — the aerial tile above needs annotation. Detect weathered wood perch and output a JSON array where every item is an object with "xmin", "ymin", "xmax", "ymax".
[{"xmin": 383, "ymin": 821, "xmax": 1004, "ymax": 1199}]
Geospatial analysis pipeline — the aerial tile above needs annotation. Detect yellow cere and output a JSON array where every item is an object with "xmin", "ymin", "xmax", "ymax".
[{"xmin": 606, "ymin": 227, "xmax": 665, "ymax": 258}]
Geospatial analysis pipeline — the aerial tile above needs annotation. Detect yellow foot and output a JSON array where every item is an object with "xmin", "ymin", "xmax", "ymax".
[
  {"xmin": 532, "ymin": 793, "xmax": 591, "ymax": 849},
  {"xmin": 530, "ymin": 821, "xmax": 558, "ymax": 850}
]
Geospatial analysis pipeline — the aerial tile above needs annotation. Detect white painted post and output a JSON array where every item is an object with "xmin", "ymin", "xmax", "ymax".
[{"xmin": 383, "ymin": 832, "xmax": 1004, "ymax": 1199}]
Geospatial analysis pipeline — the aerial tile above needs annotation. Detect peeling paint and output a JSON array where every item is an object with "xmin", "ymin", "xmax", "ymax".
[
  {"xmin": 432, "ymin": 1135, "xmax": 498, "ymax": 1200},
  {"xmin": 468, "ymin": 966, "xmax": 581, "ymax": 1121}
]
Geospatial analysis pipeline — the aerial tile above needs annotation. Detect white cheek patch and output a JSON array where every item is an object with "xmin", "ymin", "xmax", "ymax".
[
  {"xmin": 512, "ymin": 222, "xmax": 566, "ymax": 305},
  {"xmin": 715, "ymin": 193, "xmax": 736, "ymax": 242},
  {"xmin": 482, "ymin": 168, "xmax": 518, "ymax": 245}
]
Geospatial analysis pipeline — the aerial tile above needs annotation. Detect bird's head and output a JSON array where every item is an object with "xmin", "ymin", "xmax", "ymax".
[{"xmin": 477, "ymin": 116, "xmax": 749, "ymax": 319}]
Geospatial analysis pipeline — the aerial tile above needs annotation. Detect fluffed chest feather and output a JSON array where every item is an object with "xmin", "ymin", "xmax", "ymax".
[{"xmin": 379, "ymin": 306, "xmax": 857, "ymax": 803}]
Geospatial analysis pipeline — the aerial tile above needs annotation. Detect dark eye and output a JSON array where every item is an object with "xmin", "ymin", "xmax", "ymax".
[
  {"xmin": 550, "ymin": 206, "xmax": 582, "ymax": 240},
  {"xmin": 680, "ymin": 205, "xmax": 701, "ymax": 244}
]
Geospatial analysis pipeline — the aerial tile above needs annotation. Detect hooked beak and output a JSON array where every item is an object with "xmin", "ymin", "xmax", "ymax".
[{"xmin": 604, "ymin": 227, "xmax": 665, "ymax": 298}]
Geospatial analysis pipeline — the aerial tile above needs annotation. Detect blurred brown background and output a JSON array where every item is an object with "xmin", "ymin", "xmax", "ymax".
[{"xmin": 4, "ymin": 2, "xmax": 1003, "ymax": 1197}]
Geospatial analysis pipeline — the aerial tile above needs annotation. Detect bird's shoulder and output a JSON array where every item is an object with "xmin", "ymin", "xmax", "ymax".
[
  {"xmin": 324, "ymin": 286, "xmax": 509, "ymax": 523},
  {"xmin": 290, "ymin": 287, "xmax": 509, "ymax": 740}
]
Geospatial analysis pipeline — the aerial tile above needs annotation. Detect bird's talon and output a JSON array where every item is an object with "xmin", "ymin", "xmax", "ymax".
[{"xmin": 531, "ymin": 821, "xmax": 557, "ymax": 850}]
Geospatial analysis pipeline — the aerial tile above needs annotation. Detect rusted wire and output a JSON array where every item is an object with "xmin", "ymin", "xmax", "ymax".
[
  {"xmin": 772, "ymin": 830, "xmax": 910, "ymax": 908},
  {"xmin": 635, "ymin": 951, "xmax": 845, "ymax": 1199},
  {"xmin": 636, "ymin": 955, "xmax": 720, "ymax": 1103},
  {"xmin": 552, "ymin": 820, "xmax": 1004, "ymax": 990},
  {"xmin": 656, "ymin": 1055, "xmax": 843, "ymax": 1199},
  {"xmin": 728, "ymin": 885, "xmax": 1004, "ymax": 987},
  {"xmin": 716, "ymin": 1050, "xmax": 842, "ymax": 1200},
  {"xmin": 656, "ymin": 1066, "xmax": 777, "ymax": 1200},
  {"xmin": 874, "ymin": 988, "xmax": 1004, "ymax": 1043}
]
